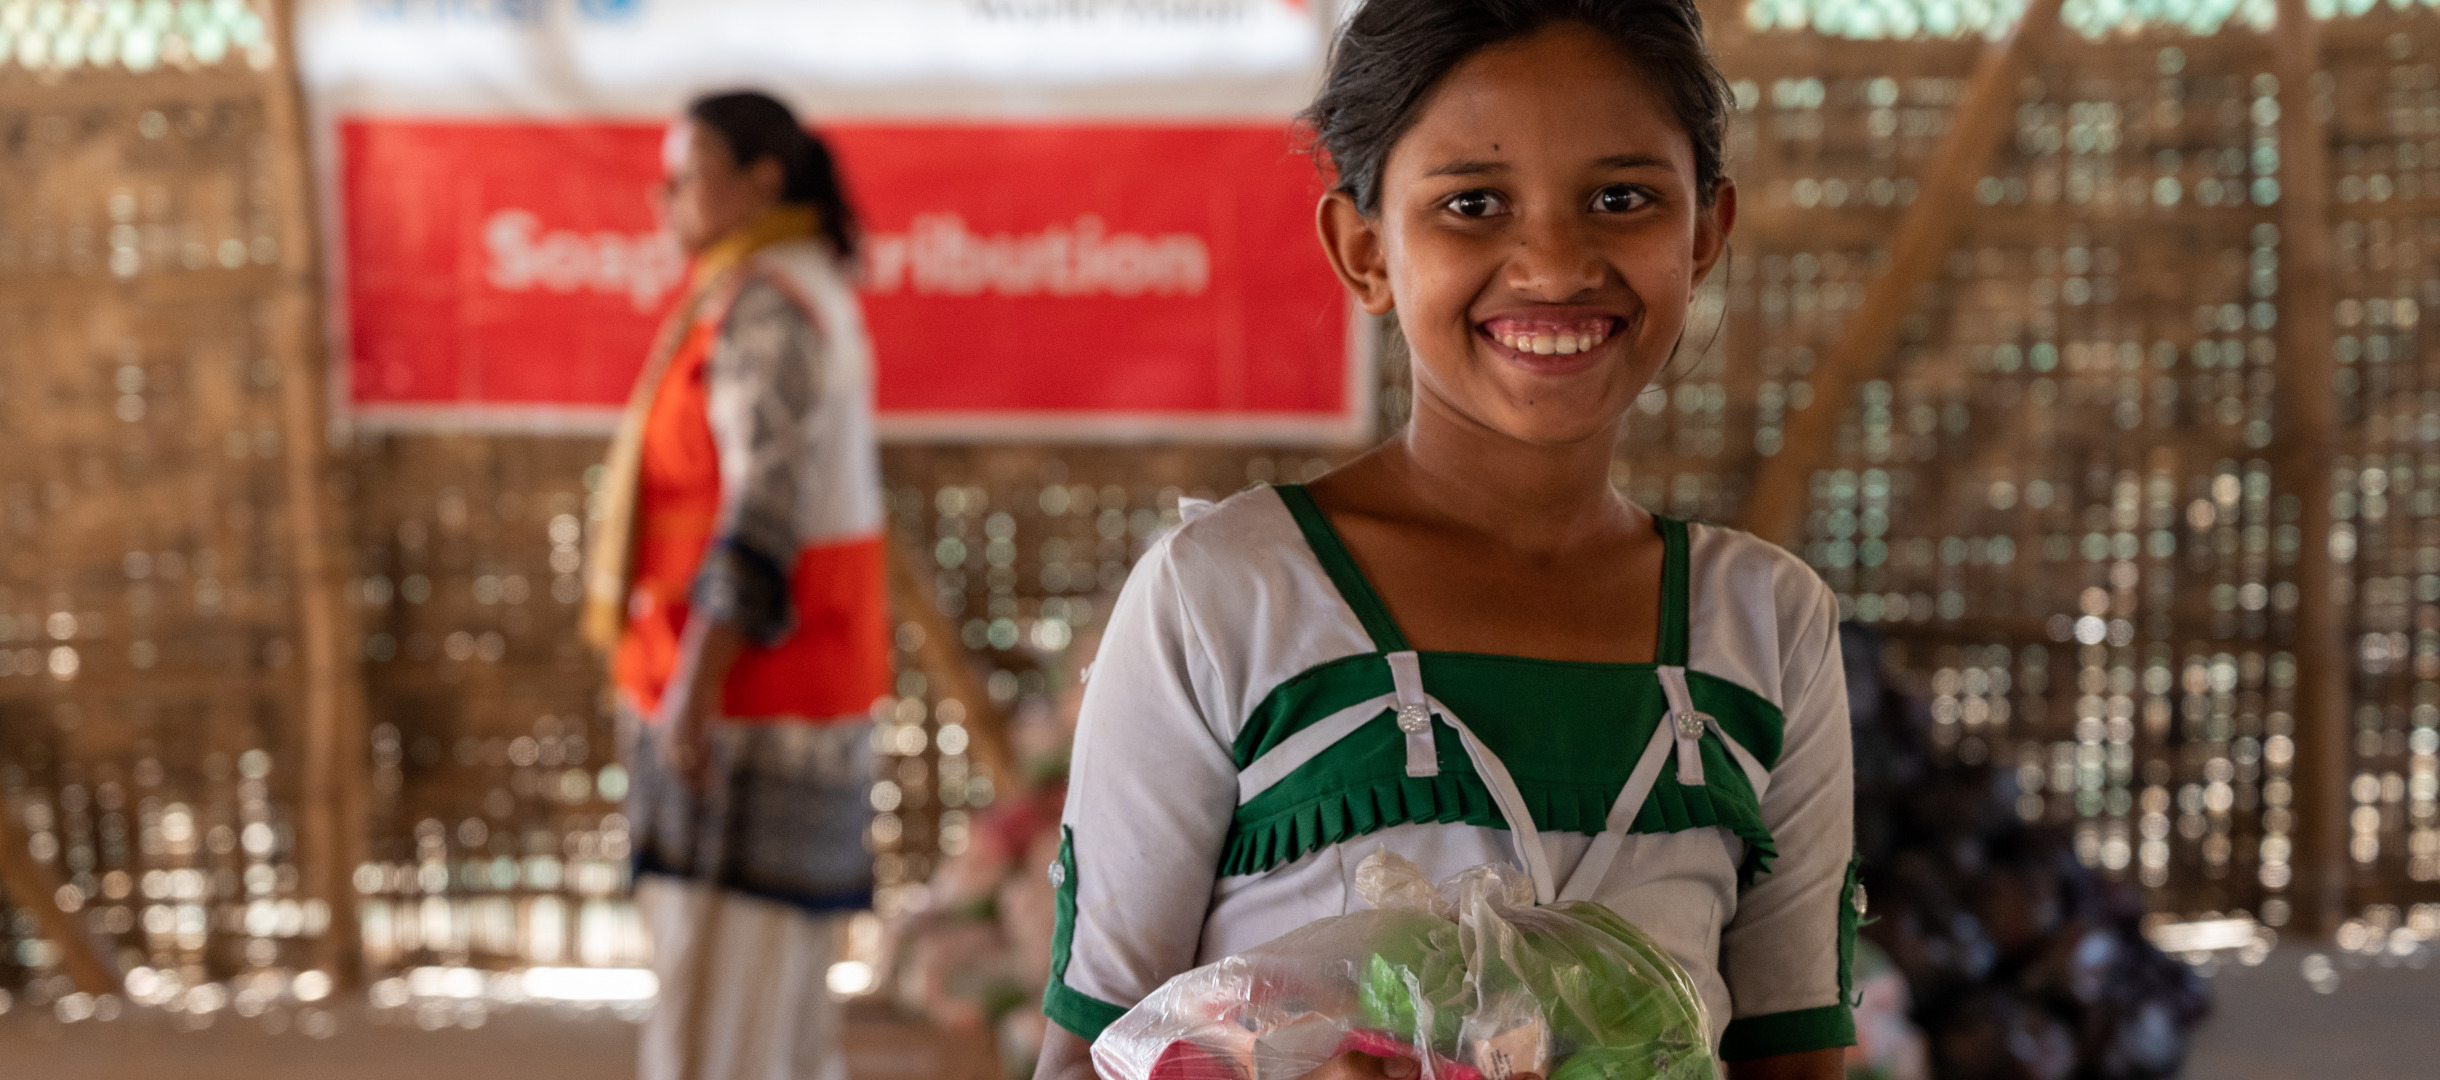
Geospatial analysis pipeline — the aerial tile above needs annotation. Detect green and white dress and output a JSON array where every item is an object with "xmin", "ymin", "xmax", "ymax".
[{"xmin": 1046, "ymin": 484, "xmax": 1861, "ymax": 1062}]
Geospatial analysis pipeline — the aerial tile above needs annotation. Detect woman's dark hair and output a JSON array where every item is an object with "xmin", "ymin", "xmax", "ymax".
[
  {"xmin": 686, "ymin": 90, "xmax": 861, "ymax": 261},
  {"xmin": 1302, "ymin": 0, "xmax": 1732, "ymax": 215}
]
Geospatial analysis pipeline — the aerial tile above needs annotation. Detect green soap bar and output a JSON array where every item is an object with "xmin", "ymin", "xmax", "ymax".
[
  {"xmin": 1358, "ymin": 952, "xmax": 1415, "ymax": 1034},
  {"xmin": 1550, "ymin": 1045, "xmax": 1712, "ymax": 1080}
]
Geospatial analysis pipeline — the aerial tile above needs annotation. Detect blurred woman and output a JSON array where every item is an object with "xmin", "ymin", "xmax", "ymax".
[{"xmin": 585, "ymin": 90, "xmax": 891, "ymax": 1080}]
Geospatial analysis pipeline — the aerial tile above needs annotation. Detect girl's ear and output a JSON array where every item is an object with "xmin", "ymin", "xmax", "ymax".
[
  {"xmin": 744, "ymin": 156, "xmax": 789, "ymax": 205},
  {"xmin": 1691, "ymin": 177, "xmax": 1738, "ymax": 287},
  {"xmin": 1316, "ymin": 190, "xmax": 1396, "ymax": 316}
]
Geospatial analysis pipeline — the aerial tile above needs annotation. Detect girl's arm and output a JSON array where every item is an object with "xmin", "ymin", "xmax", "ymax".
[
  {"xmin": 1033, "ymin": 1007, "xmax": 1099, "ymax": 1080},
  {"xmin": 1716, "ymin": 570, "xmax": 1861, "ymax": 1065},
  {"xmin": 1727, "ymin": 1048, "xmax": 1845, "ymax": 1080},
  {"xmin": 653, "ymin": 616, "xmax": 743, "ymax": 785},
  {"xmin": 1034, "ymin": 533, "xmax": 1241, "ymax": 1051}
]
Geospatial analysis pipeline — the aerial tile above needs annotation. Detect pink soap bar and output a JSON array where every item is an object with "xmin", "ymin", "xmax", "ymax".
[
  {"xmin": 1334, "ymin": 1028, "xmax": 1487, "ymax": 1080},
  {"xmin": 1148, "ymin": 1039, "xmax": 1251, "ymax": 1080}
]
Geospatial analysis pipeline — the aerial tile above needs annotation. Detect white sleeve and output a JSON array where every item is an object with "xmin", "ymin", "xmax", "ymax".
[
  {"xmin": 1044, "ymin": 536, "xmax": 1238, "ymax": 1041},
  {"xmin": 1717, "ymin": 576, "xmax": 1859, "ymax": 1061}
]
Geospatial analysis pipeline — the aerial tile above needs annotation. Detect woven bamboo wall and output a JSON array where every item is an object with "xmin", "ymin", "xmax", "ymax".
[
  {"xmin": 0, "ymin": 0, "xmax": 342, "ymax": 1004},
  {"xmin": 1699, "ymin": 12, "xmax": 2440, "ymax": 937}
]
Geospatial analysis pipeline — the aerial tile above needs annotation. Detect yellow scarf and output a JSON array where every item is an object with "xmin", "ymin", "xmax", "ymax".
[{"xmin": 581, "ymin": 206, "xmax": 822, "ymax": 652}]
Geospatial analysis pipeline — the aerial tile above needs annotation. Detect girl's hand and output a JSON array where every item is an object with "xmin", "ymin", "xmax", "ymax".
[
  {"xmin": 655, "ymin": 683, "xmax": 719, "ymax": 789},
  {"xmin": 1725, "ymin": 1048, "xmax": 1843, "ymax": 1080},
  {"xmin": 655, "ymin": 617, "xmax": 746, "ymax": 790},
  {"xmin": 1035, "ymin": 1028, "xmax": 1435, "ymax": 1080}
]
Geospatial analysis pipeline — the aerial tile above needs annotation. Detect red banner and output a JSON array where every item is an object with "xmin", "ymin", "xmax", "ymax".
[{"xmin": 339, "ymin": 120, "xmax": 1359, "ymax": 439}]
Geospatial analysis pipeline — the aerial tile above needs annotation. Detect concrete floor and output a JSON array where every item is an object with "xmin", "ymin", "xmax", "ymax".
[
  {"xmin": 1, "ymin": 1002, "xmax": 637, "ymax": 1080},
  {"xmin": 1, "ymin": 945, "xmax": 2431, "ymax": 1079},
  {"xmin": 0, "ymin": 999, "xmax": 999, "ymax": 1080},
  {"xmin": 2180, "ymin": 944, "xmax": 2440, "ymax": 1080}
]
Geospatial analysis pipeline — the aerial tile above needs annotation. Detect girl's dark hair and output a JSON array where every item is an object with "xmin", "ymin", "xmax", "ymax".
[
  {"xmin": 686, "ymin": 90, "xmax": 861, "ymax": 261},
  {"xmin": 1302, "ymin": 0, "xmax": 1732, "ymax": 215}
]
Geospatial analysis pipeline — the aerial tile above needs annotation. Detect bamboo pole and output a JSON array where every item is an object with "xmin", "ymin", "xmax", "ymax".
[
  {"xmin": 262, "ymin": 0, "xmax": 373, "ymax": 984},
  {"xmin": 1735, "ymin": 0, "xmax": 2067, "ymax": 546},
  {"xmin": 0, "ymin": 76, "xmax": 122, "ymax": 1004},
  {"xmin": 2268, "ymin": 0, "xmax": 2351, "ymax": 937},
  {"xmin": 885, "ymin": 535, "xmax": 1026, "ymax": 795},
  {"xmin": 0, "ymin": 797, "xmax": 119, "ymax": 994}
]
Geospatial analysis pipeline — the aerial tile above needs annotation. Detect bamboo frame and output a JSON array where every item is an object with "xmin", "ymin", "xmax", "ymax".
[
  {"xmin": 886, "ymin": 534, "xmax": 1026, "ymax": 796},
  {"xmin": 2269, "ymin": 0, "xmax": 2352, "ymax": 936},
  {"xmin": 264, "ymin": 0, "xmax": 373, "ymax": 985},
  {"xmin": 0, "ymin": 76, "xmax": 121, "ymax": 996},
  {"xmin": 0, "ymin": 796, "xmax": 118, "ymax": 994},
  {"xmin": 1735, "ymin": 0, "xmax": 2068, "ymax": 546}
]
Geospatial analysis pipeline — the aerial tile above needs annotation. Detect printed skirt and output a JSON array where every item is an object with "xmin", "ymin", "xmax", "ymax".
[{"xmin": 624, "ymin": 710, "xmax": 877, "ymax": 912}]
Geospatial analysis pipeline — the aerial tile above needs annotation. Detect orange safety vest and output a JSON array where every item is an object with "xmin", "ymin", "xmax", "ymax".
[{"xmin": 612, "ymin": 273, "xmax": 891, "ymax": 723}]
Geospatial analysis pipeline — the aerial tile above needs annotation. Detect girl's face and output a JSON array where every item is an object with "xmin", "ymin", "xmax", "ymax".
[
  {"xmin": 658, "ymin": 120, "xmax": 784, "ymax": 256},
  {"xmin": 1320, "ymin": 23, "xmax": 1735, "ymax": 448}
]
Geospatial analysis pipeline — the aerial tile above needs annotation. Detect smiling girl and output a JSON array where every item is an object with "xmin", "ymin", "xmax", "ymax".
[{"xmin": 1036, "ymin": 4, "xmax": 1855, "ymax": 1079}]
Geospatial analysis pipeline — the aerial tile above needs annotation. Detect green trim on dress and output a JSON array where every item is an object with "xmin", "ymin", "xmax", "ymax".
[
  {"xmin": 1223, "ymin": 489, "xmax": 1784, "ymax": 885},
  {"xmin": 1043, "ymin": 978, "xmax": 1128, "ymax": 1043},
  {"xmin": 1218, "ymin": 666, "xmax": 1785, "ymax": 883},
  {"xmin": 1044, "ymin": 826, "xmax": 1129, "ymax": 1040},
  {"xmin": 1718, "ymin": 1003, "xmax": 1858, "ymax": 1061},
  {"xmin": 1272, "ymin": 483, "xmax": 1411, "ymax": 652},
  {"xmin": 1654, "ymin": 514, "xmax": 1692, "ymax": 667},
  {"xmin": 1838, "ymin": 851, "xmax": 1866, "ymax": 1004}
]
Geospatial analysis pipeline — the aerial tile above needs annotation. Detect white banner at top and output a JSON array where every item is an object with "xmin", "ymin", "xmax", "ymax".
[{"xmin": 299, "ymin": 0, "xmax": 1334, "ymax": 120}]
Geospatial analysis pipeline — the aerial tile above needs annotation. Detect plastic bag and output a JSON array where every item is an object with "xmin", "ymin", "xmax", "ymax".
[{"xmin": 1090, "ymin": 850, "xmax": 1716, "ymax": 1080}]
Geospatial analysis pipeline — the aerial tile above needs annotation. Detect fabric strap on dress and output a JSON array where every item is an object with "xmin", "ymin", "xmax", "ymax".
[
  {"xmin": 1417, "ymin": 696, "xmax": 1560, "ymax": 903},
  {"xmin": 1660, "ymin": 665, "xmax": 1707, "ymax": 787},
  {"xmin": 1552, "ymin": 664, "xmax": 1768, "ymax": 902},
  {"xmin": 1386, "ymin": 650, "xmax": 1439, "ymax": 778},
  {"xmin": 1556, "ymin": 715, "xmax": 1678, "ymax": 904},
  {"xmin": 1667, "ymin": 663, "xmax": 1773, "ymax": 803}
]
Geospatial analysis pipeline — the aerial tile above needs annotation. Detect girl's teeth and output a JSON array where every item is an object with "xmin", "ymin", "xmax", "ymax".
[{"xmin": 1490, "ymin": 323, "xmax": 1608, "ymax": 354}]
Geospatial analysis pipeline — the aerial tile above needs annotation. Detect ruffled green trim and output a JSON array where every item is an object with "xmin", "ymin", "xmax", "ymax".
[
  {"xmin": 1220, "ymin": 711, "xmax": 1779, "ymax": 886},
  {"xmin": 1222, "ymin": 767, "xmax": 1602, "ymax": 877},
  {"xmin": 1635, "ymin": 760, "xmax": 1779, "ymax": 886}
]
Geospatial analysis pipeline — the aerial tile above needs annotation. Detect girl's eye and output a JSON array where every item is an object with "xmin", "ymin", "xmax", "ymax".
[
  {"xmin": 1443, "ymin": 190, "xmax": 1505, "ymax": 218},
  {"xmin": 1592, "ymin": 186, "xmax": 1651, "ymax": 213}
]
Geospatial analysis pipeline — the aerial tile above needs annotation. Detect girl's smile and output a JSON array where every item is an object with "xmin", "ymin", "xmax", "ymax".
[{"xmin": 1478, "ymin": 308, "xmax": 1626, "ymax": 376}]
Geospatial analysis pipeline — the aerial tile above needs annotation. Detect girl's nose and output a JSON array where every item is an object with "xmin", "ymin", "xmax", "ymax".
[{"xmin": 1502, "ymin": 214, "xmax": 1604, "ymax": 301}]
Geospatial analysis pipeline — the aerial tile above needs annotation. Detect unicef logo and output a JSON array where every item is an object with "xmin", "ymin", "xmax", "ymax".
[{"xmin": 577, "ymin": 0, "xmax": 643, "ymax": 19}]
